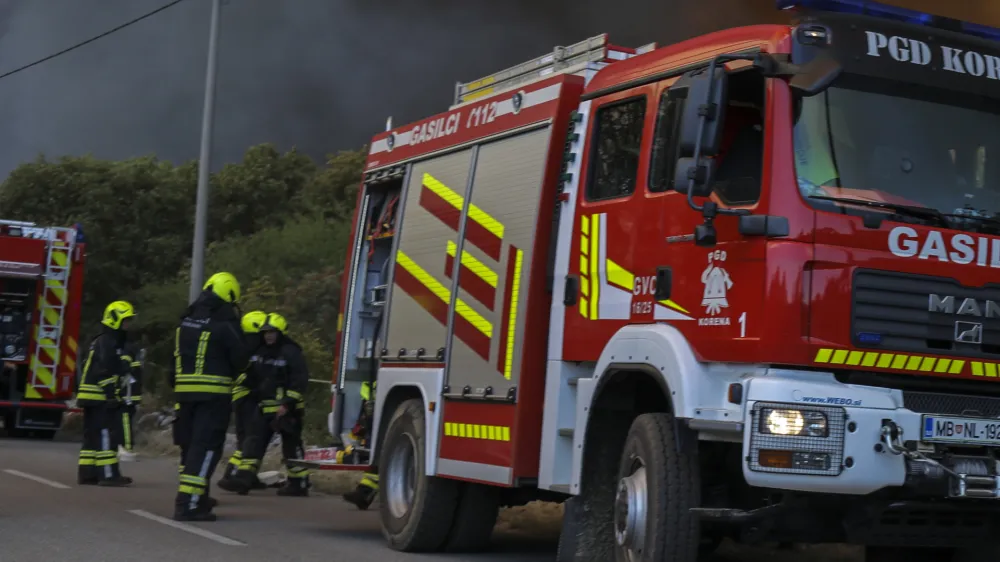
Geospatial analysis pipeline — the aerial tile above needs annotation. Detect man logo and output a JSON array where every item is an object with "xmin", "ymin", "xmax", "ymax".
[{"xmin": 955, "ymin": 321, "xmax": 983, "ymax": 345}]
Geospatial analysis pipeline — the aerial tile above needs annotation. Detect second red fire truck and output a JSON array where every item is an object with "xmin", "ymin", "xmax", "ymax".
[
  {"xmin": 304, "ymin": 1, "xmax": 1000, "ymax": 559},
  {"xmin": 0, "ymin": 219, "xmax": 86, "ymax": 438}
]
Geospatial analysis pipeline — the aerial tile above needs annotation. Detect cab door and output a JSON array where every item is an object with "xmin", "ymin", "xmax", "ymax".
[
  {"xmin": 562, "ymin": 85, "xmax": 658, "ymax": 362},
  {"xmin": 646, "ymin": 67, "xmax": 770, "ymax": 363}
]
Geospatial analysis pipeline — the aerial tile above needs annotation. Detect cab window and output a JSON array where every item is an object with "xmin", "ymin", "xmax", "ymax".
[
  {"xmin": 586, "ymin": 96, "xmax": 647, "ymax": 201},
  {"xmin": 647, "ymin": 70, "xmax": 765, "ymax": 205}
]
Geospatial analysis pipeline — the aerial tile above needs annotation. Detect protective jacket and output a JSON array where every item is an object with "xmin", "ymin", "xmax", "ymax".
[
  {"xmin": 120, "ymin": 341, "xmax": 143, "ymax": 404},
  {"xmin": 232, "ymin": 332, "xmax": 262, "ymax": 402},
  {"xmin": 248, "ymin": 336, "xmax": 308, "ymax": 414},
  {"xmin": 170, "ymin": 291, "xmax": 248, "ymax": 402},
  {"xmin": 76, "ymin": 328, "xmax": 128, "ymax": 406}
]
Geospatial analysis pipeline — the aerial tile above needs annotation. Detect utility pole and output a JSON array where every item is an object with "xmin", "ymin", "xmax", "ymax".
[{"xmin": 189, "ymin": 0, "xmax": 222, "ymax": 303}]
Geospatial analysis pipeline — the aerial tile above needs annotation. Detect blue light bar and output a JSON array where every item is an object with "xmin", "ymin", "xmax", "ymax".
[{"xmin": 777, "ymin": 0, "xmax": 1000, "ymax": 43}]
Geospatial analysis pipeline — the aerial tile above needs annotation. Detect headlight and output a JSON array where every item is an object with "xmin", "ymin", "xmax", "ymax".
[{"xmin": 761, "ymin": 408, "xmax": 828, "ymax": 437}]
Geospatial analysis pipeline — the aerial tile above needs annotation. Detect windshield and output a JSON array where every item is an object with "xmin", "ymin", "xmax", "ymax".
[{"xmin": 793, "ymin": 82, "xmax": 1000, "ymax": 229}]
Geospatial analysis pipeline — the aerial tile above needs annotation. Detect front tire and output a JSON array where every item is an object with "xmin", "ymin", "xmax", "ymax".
[
  {"xmin": 613, "ymin": 413, "xmax": 700, "ymax": 562},
  {"xmin": 378, "ymin": 398, "xmax": 459, "ymax": 552}
]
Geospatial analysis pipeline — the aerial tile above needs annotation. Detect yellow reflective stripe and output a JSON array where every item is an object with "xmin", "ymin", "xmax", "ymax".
[
  {"xmin": 423, "ymin": 173, "xmax": 504, "ymax": 239},
  {"xmin": 178, "ymin": 485, "xmax": 202, "ymax": 495},
  {"xmin": 129, "ymin": 362, "xmax": 141, "ymax": 368},
  {"xmin": 121, "ymin": 355, "xmax": 133, "ymax": 362},
  {"xmin": 286, "ymin": 390, "xmax": 303, "ymax": 400},
  {"xmin": 504, "ymin": 249, "xmax": 523, "ymax": 381},
  {"xmin": 233, "ymin": 389, "xmax": 250, "ymax": 401},
  {"xmin": 446, "ymin": 240, "xmax": 498, "ymax": 287},
  {"xmin": 589, "ymin": 215, "xmax": 599, "ymax": 320},
  {"xmin": 813, "ymin": 349, "xmax": 970, "ymax": 377},
  {"xmin": 444, "ymin": 422, "xmax": 511, "ymax": 442},
  {"xmin": 175, "ymin": 374, "xmax": 231, "ymax": 385},
  {"xmin": 82, "ymin": 349, "xmax": 95, "ymax": 378},
  {"xmin": 261, "ymin": 405, "xmax": 280, "ymax": 414},
  {"xmin": 173, "ymin": 328, "xmax": 182, "ymax": 376},
  {"xmin": 579, "ymin": 216, "xmax": 590, "ymax": 318},
  {"xmin": 98, "ymin": 377, "xmax": 117, "ymax": 386},
  {"xmin": 605, "ymin": 258, "xmax": 633, "ymax": 293},
  {"xmin": 180, "ymin": 474, "xmax": 206, "ymax": 486},
  {"xmin": 194, "ymin": 332, "xmax": 210, "ymax": 375},
  {"xmin": 76, "ymin": 392, "xmax": 106, "ymax": 401},
  {"xmin": 396, "ymin": 250, "xmax": 492, "ymax": 337},
  {"xmin": 174, "ymin": 384, "xmax": 231, "ymax": 394},
  {"xmin": 360, "ymin": 382, "xmax": 371, "ymax": 401},
  {"xmin": 235, "ymin": 373, "xmax": 246, "ymax": 386}
]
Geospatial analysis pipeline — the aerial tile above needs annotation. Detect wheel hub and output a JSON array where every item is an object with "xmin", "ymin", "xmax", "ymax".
[
  {"xmin": 385, "ymin": 433, "xmax": 417, "ymax": 519},
  {"xmin": 614, "ymin": 465, "xmax": 647, "ymax": 557}
]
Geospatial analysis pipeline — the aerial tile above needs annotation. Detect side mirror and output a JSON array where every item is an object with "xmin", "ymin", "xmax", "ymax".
[
  {"xmin": 676, "ymin": 66, "xmax": 728, "ymax": 157},
  {"xmin": 790, "ymin": 54, "xmax": 842, "ymax": 97},
  {"xmin": 673, "ymin": 157, "xmax": 716, "ymax": 198}
]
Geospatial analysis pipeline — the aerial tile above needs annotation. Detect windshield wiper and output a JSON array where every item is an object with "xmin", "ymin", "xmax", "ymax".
[
  {"xmin": 807, "ymin": 195, "xmax": 948, "ymax": 227},
  {"xmin": 940, "ymin": 212, "xmax": 1000, "ymax": 233}
]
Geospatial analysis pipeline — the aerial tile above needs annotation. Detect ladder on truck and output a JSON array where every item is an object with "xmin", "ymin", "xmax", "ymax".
[
  {"xmin": 452, "ymin": 33, "xmax": 657, "ymax": 107},
  {"xmin": 24, "ymin": 224, "xmax": 77, "ymax": 399}
]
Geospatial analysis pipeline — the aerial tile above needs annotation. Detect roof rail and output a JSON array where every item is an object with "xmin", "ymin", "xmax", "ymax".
[
  {"xmin": 0, "ymin": 219, "xmax": 37, "ymax": 227},
  {"xmin": 452, "ymin": 34, "xmax": 657, "ymax": 107}
]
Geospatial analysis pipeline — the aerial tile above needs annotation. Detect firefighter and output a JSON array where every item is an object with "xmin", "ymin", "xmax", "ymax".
[
  {"xmin": 221, "ymin": 313, "xmax": 311, "ymax": 496},
  {"xmin": 116, "ymin": 340, "xmax": 142, "ymax": 462},
  {"xmin": 218, "ymin": 310, "xmax": 269, "ymax": 493},
  {"xmin": 170, "ymin": 272, "xmax": 248, "ymax": 521},
  {"xmin": 76, "ymin": 300, "xmax": 135, "ymax": 487},
  {"xmin": 342, "ymin": 380, "xmax": 378, "ymax": 510}
]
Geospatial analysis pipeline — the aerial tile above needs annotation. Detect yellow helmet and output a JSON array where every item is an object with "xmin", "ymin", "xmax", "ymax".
[
  {"xmin": 262, "ymin": 313, "xmax": 288, "ymax": 334},
  {"xmin": 241, "ymin": 311, "xmax": 267, "ymax": 334},
  {"xmin": 203, "ymin": 271, "xmax": 241, "ymax": 303},
  {"xmin": 102, "ymin": 300, "xmax": 136, "ymax": 330}
]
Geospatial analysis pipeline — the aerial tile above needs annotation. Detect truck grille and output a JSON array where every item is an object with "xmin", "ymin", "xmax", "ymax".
[
  {"xmin": 852, "ymin": 270, "xmax": 1000, "ymax": 360},
  {"xmin": 903, "ymin": 391, "xmax": 1000, "ymax": 418}
]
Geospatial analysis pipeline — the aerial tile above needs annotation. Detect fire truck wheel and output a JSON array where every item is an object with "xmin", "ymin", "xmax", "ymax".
[
  {"xmin": 379, "ymin": 398, "xmax": 460, "ymax": 552},
  {"xmin": 613, "ymin": 413, "xmax": 699, "ymax": 562},
  {"xmin": 443, "ymin": 482, "xmax": 500, "ymax": 552}
]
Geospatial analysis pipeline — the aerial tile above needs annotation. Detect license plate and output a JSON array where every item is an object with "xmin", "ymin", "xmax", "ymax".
[{"xmin": 922, "ymin": 415, "xmax": 1000, "ymax": 445}]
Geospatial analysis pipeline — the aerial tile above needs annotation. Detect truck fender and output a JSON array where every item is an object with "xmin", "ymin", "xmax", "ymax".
[
  {"xmin": 570, "ymin": 324, "xmax": 753, "ymax": 492},
  {"xmin": 371, "ymin": 367, "xmax": 445, "ymax": 476}
]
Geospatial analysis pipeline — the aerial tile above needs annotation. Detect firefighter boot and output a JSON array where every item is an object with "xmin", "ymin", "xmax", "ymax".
[
  {"xmin": 218, "ymin": 469, "xmax": 253, "ymax": 495},
  {"xmin": 342, "ymin": 474, "xmax": 378, "ymax": 510},
  {"xmin": 98, "ymin": 476, "xmax": 134, "ymax": 487},
  {"xmin": 174, "ymin": 509, "xmax": 218, "ymax": 522},
  {"xmin": 277, "ymin": 476, "xmax": 309, "ymax": 497}
]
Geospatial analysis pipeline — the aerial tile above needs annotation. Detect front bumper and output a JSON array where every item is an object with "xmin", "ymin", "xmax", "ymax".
[{"xmin": 741, "ymin": 369, "xmax": 953, "ymax": 496}]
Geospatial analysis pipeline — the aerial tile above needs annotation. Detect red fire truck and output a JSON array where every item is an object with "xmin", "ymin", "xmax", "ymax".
[
  {"xmin": 304, "ymin": 0, "xmax": 1000, "ymax": 559},
  {"xmin": 0, "ymin": 219, "xmax": 86, "ymax": 438}
]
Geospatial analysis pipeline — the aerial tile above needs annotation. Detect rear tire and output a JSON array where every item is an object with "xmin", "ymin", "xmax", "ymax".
[
  {"xmin": 378, "ymin": 398, "xmax": 459, "ymax": 552},
  {"xmin": 613, "ymin": 413, "xmax": 699, "ymax": 562},
  {"xmin": 443, "ymin": 482, "xmax": 500, "ymax": 552}
]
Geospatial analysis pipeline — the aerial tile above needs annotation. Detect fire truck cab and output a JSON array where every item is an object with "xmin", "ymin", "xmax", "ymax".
[{"xmin": 313, "ymin": 1, "xmax": 1000, "ymax": 559}]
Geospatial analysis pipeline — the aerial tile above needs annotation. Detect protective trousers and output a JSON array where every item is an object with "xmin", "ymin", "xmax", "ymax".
[
  {"xmin": 223, "ymin": 396, "xmax": 258, "ymax": 479},
  {"xmin": 235, "ymin": 412, "xmax": 310, "ymax": 491},
  {"xmin": 78, "ymin": 406, "xmax": 121, "ymax": 483},
  {"xmin": 174, "ymin": 396, "xmax": 230, "ymax": 514}
]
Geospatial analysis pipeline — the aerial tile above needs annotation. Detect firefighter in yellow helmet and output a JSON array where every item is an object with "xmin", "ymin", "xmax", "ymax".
[
  {"xmin": 76, "ymin": 300, "xmax": 136, "ymax": 487},
  {"xmin": 170, "ymin": 272, "xmax": 249, "ymax": 521},
  {"xmin": 218, "ymin": 310, "xmax": 269, "ymax": 492},
  {"xmin": 222, "ymin": 313, "xmax": 311, "ymax": 496}
]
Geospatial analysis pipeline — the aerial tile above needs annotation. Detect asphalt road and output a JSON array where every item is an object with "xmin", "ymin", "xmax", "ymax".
[{"xmin": 0, "ymin": 438, "xmax": 864, "ymax": 562}]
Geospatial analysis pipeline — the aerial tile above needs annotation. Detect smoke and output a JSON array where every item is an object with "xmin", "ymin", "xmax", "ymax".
[{"xmin": 0, "ymin": 0, "xmax": 997, "ymax": 180}]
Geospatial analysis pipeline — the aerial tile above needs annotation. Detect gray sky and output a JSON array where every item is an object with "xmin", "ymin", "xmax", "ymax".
[{"xmin": 0, "ymin": 0, "xmax": 997, "ymax": 179}]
